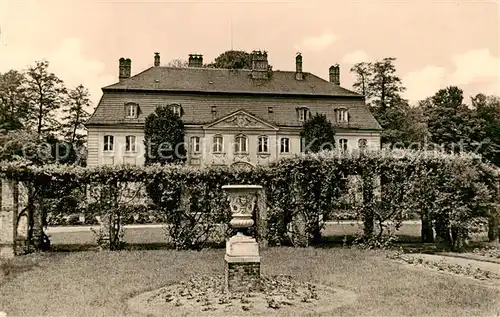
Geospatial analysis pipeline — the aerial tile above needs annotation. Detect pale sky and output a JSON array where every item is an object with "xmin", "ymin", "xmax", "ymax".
[{"xmin": 1, "ymin": 0, "xmax": 499, "ymax": 108}]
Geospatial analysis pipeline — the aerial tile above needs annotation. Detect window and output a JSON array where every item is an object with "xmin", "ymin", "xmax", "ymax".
[
  {"xmin": 258, "ymin": 136, "xmax": 269, "ymax": 153},
  {"xmin": 213, "ymin": 135, "xmax": 223, "ymax": 153},
  {"xmin": 297, "ymin": 107, "xmax": 310, "ymax": 122},
  {"xmin": 339, "ymin": 139, "xmax": 348, "ymax": 152},
  {"xmin": 170, "ymin": 104, "xmax": 182, "ymax": 116},
  {"xmin": 126, "ymin": 103, "xmax": 138, "ymax": 118},
  {"xmin": 103, "ymin": 135, "xmax": 114, "ymax": 152},
  {"xmin": 337, "ymin": 109, "xmax": 348, "ymax": 123},
  {"xmin": 191, "ymin": 136, "xmax": 201, "ymax": 153},
  {"xmin": 358, "ymin": 139, "xmax": 367, "ymax": 151},
  {"xmin": 300, "ymin": 137, "xmax": 306, "ymax": 153},
  {"xmin": 280, "ymin": 138, "xmax": 290, "ymax": 153},
  {"xmin": 125, "ymin": 135, "xmax": 136, "ymax": 152},
  {"xmin": 234, "ymin": 135, "xmax": 248, "ymax": 154}
]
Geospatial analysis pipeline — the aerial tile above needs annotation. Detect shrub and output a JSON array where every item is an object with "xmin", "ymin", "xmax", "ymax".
[
  {"xmin": 1, "ymin": 149, "xmax": 497, "ymax": 251},
  {"xmin": 143, "ymin": 106, "xmax": 186, "ymax": 165},
  {"xmin": 300, "ymin": 113, "xmax": 335, "ymax": 153}
]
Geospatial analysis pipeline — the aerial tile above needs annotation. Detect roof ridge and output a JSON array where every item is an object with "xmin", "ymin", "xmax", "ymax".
[
  {"xmin": 306, "ymin": 72, "xmax": 361, "ymax": 96},
  {"xmin": 159, "ymin": 66, "xmax": 252, "ymax": 71},
  {"xmin": 104, "ymin": 66, "xmax": 155, "ymax": 88},
  {"xmin": 102, "ymin": 65, "xmax": 362, "ymax": 97}
]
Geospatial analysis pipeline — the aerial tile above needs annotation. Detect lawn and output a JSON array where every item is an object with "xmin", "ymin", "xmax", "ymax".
[{"xmin": 1, "ymin": 248, "xmax": 499, "ymax": 316}]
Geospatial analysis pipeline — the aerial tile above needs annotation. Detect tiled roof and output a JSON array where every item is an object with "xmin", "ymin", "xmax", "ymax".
[
  {"xmin": 87, "ymin": 66, "xmax": 382, "ymax": 130},
  {"xmin": 103, "ymin": 67, "xmax": 361, "ymax": 97},
  {"xmin": 87, "ymin": 92, "xmax": 382, "ymax": 130}
]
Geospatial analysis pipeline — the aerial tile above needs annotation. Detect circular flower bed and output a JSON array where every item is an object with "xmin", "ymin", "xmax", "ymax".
[{"xmin": 128, "ymin": 274, "xmax": 357, "ymax": 316}]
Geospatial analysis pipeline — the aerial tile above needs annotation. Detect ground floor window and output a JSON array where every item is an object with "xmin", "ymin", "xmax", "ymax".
[
  {"xmin": 213, "ymin": 135, "xmax": 223, "ymax": 153},
  {"xmin": 125, "ymin": 135, "xmax": 136, "ymax": 152},
  {"xmin": 234, "ymin": 135, "xmax": 248, "ymax": 153},
  {"xmin": 339, "ymin": 139, "xmax": 348, "ymax": 152},
  {"xmin": 280, "ymin": 137, "xmax": 290, "ymax": 153},
  {"xmin": 258, "ymin": 136, "xmax": 269, "ymax": 153},
  {"xmin": 191, "ymin": 136, "xmax": 201, "ymax": 153},
  {"xmin": 103, "ymin": 135, "xmax": 114, "ymax": 151}
]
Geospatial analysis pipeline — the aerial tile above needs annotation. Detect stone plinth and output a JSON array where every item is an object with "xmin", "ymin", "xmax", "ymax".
[
  {"xmin": 225, "ymin": 233, "xmax": 261, "ymax": 293},
  {"xmin": 222, "ymin": 185, "xmax": 262, "ymax": 293},
  {"xmin": 225, "ymin": 257, "xmax": 261, "ymax": 293}
]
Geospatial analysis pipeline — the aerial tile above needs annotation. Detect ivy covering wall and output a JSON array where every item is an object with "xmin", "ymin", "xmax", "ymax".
[{"xmin": 1, "ymin": 149, "xmax": 498, "ymax": 252}]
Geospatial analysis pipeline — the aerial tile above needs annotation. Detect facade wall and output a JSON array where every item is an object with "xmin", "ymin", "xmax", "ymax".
[
  {"xmin": 87, "ymin": 125, "xmax": 380, "ymax": 167},
  {"xmin": 87, "ymin": 126, "xmax": 145, "ymax": 166}
]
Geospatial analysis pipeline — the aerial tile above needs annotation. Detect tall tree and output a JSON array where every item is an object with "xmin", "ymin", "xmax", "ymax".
[
  {"xmin": 424, "ymin": 86, "xmax": 481, "ymax": 153},
  {"xmin": 58, "ymin": 84, "xmax": 92, "ymax": 166},
  {"xmin": 350, "ymin": 62, "xmax": 372, "ymax": 98},
  {"xmin": 300, "ymin": 113, "xmax": 335, "ymax": 153},
  {"xmin": 472, "ymin": 93, "xmax": 500, "ymax": 166},
  {"xmin": 0, "ymin": 70, "xmax": 29, "ymax": 131},
  {"xmin": 351, "ymin": 58, "xmax": 405, "ymax": 108},
  {"xmin": 25, "ymin": 60, "xmax": 67, "ymax": 135},
  {"xmin": 368, "ymin": 57, "xmax": 405, "ymax": 109},
  {"xmin": 144, "ymin": 106, "xmax": 186, "ymax": 165},
  {"xmin": 350, "ymin": 58, "xmax": 425, "ymax": 146},
  {"xmin": 62, "ymin": 84, "xmax": 91, "ymax": 144},
  {"xmin": 377, "ymin": 97, "xmax": 429, "ymax": 146},
  {"xmin": 206, "ymin": 50, "xmax": 252, "ymax": 69}
]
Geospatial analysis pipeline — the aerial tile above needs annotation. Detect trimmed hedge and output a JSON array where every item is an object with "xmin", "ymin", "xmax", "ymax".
[{"xmin": 1, "ymin": 149, "xmax": 498, "ymax": 250}]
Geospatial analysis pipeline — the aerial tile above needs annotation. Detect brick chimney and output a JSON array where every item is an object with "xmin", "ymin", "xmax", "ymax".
[
  {"xmin": 188, "ymin": 54, "xmax": 203, "ymax": 67},
  {"xmin": 295, "ymin": 52, "xmax": 303, "ymax": 81},
  {"xmin": 329, "ymin": 64, "xmax": 340, "ymax": 85},
  {"xmin": 119, "ymin": 58, "xmax": 131, "ymax": 81},
  {"xmin": 251, "ymin": 50, "xmax": 269, "ymax": 79},
  {"xmin": 154, "ymin": 52, "xmax": 160, "ymax": 67}
]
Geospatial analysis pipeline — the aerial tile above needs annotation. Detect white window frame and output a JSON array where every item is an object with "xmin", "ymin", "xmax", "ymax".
[
  {"xmin": 213, "ymin": 135, "xmax": 223, "ymax": 153},
  {"xmin": 257, "ymin": 136, "xmax": 269, "ymax": 153},
  {"xmin": 297, "ymin": 107, "xmax": 309, "ymax": 122},
  {"xmin": 103, "ymin": 135, "xmax": 114, "ymax": 152},
  {"xmin": 191, "ymin": 136, "xmax": 201, "ymax": 153},
  {"xmin": 337, "ymin": 109, "xmax": 348, "ymax": 123},
  {"xmin": 234, "ymin": 134, "xmax": 248, "ymax": 154},
  {"xmin": 280, "ymin": 137, "xmax": 290, "ymax": 153},
  {"xmin": 339, "ymin": 138, "xmax": 348, "ymax": 152},
  {"xmin": 171, "ymin": 104, "xmax": 182, "ymax": 116},
  {"xmin": 126, "ymin": 104, "xmax": 137, "ymax": 118},
  {"xmin": 125, "ymin": 135, "xmax": 136, "ymax": 152}
]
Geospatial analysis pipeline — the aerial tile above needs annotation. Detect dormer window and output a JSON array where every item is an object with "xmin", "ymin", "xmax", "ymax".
[
  {"xmin": 297, "ymin": 107, "xmax": 310, "ymax": 122},
  {"xmin": 169, "ymin": 104, "xmax": 182, "ymax": 116},
  {"xmin": 125, "ymin": 103, "xmax": 138, "ymax": 118},
  {"xmin": 336, "ymin": 108, "xmax": 349, "ymax": 123}
]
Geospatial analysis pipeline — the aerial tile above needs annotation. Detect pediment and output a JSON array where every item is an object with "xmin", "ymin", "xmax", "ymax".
[{"xmin": 204, "ymin": 109, "xmax": 278, "ymax": 131}]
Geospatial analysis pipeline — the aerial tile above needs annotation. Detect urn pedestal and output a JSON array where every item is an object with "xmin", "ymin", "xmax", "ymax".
[{"xmin": 222, "ymin": 185, "xmax": 262, "ymax": 293}]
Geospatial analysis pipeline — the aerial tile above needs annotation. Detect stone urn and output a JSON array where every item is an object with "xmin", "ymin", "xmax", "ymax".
[
  {"xmin": 222, "ymin": 184, "xmax": 263, "ymax": 293},
  {"xmin": 223, "ymin": 185, "xmax": 262, "ymax": 234}
]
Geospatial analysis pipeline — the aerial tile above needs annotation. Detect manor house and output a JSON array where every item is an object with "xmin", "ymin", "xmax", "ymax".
[{"xmin": 85, "ymin": 51, "xmax": 381, "ymax": 167}]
